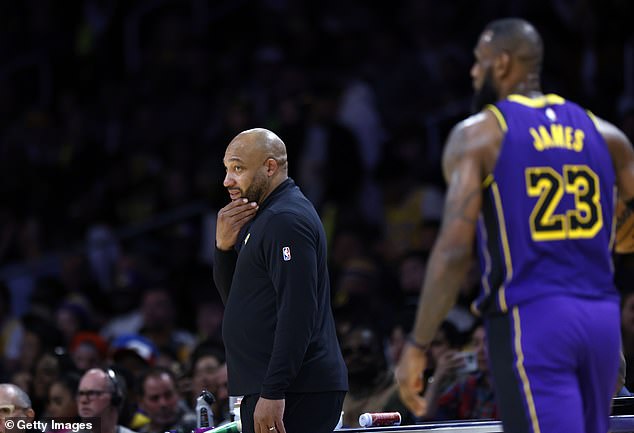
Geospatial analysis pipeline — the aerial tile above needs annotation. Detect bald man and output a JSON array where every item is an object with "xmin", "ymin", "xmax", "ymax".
[
  {"xmin": 396, "ymin": 18, "xmax": 634, "ymax": 433},
  {"xmin": 0, "ymin": 384, "xmax": 35, "ymax": 433},
  {"xmin": 213, "ymin": 128, "xmax": 348, "ymax": 433}
]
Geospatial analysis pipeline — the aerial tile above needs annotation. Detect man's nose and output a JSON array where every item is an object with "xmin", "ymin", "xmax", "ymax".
[{"xmin": 223, "ymin": 172, "xmax": 234, "ymax": 187}]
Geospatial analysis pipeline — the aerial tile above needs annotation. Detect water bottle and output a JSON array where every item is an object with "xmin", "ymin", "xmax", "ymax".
[{"xmin": 196, "ymin": 389, "xmax": 216, "ymax": 429}]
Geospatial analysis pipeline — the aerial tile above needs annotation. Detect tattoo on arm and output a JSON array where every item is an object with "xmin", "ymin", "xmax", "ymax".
[
  {"xmin": 445, "ymin": 186, "xmax": 481, "ymax": 225},
  {"xmin": 442, "ymin": 168, "xmax": 481, "ymax": 227}
]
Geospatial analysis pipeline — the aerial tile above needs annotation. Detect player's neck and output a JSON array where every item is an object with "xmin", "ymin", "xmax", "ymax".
[{"xmin": 506, "ymin": 73, "xmax": 542, "ymax": 98}]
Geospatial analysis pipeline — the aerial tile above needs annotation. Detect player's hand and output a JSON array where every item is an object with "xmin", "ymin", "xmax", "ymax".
[
  {"xmin": 254, "ymin": 397, "xmax": 286, "ymax": 433},
  {"xmin": 216, "ymin": 198, "xmax": 258, "ymax": 250},
  {"xmin": 395, "ymin": 343, "xmax": 428, "ymax": 417}
]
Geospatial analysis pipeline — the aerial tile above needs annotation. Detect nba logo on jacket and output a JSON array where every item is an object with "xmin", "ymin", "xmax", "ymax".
[{"xmin": 282, "ymin": 246, "xmax": 291, "ymax": 261}]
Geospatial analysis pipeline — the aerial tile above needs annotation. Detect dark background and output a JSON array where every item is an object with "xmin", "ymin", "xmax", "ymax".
[{"xmin": 0, "ymin": 0, "xmax": 632, "ymax": 351}]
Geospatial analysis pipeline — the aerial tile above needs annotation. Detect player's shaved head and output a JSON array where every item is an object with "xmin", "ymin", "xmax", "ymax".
[
  {"xmin": 228, "ymin": 128, "xmax": 288, "ymax": 174},
  {"xmin": 223, "ymin": 128, "xmax": 289, "ymax": 204},
  {"xmin": 483, "ymin": 18, "xmax": 543, "ymax": 74}
]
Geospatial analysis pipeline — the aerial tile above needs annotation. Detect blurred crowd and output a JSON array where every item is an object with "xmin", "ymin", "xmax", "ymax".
[{"xmin": 0, "ymin": 0, "xmax": 633, "ymax": 429}]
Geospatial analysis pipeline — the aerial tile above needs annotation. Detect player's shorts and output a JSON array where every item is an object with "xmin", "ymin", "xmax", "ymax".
[{"xmin": 485, "ymin": 294, "xmax": 620, "ymax": 433}]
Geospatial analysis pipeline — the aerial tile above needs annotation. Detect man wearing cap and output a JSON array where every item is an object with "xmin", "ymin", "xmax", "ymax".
[{"xmin": 110, "ymin": 334, "xmax": 158, "ymax": 377}]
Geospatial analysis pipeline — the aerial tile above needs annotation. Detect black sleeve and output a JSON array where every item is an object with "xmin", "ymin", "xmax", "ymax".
[
  {"xmin": 213, "ymin": 246, "xmax": 238, "ymax": 305},
  {"xmin": 260, "ymin": 213, "xmax": 318, "ymax": 399}
]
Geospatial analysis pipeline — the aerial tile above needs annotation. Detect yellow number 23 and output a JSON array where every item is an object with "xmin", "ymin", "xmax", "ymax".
[{"xmin": 525, "ymin": 165, "xmax": 602, "ymax": 241}]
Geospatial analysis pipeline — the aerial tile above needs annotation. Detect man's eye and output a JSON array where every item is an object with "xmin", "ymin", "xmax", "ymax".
[{"xmin": 235, "ymin": 166, "xmax": 243, "ymax": 172}]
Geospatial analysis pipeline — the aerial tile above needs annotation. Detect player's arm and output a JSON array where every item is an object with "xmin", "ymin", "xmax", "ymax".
[
  {"xmin": 396, "ymin": 113, "xmax": 496, "ymax": 417},
  {"xmin": 409, "ymin": 114, "xmax": 494, "ymax": 347},
  {"xmin": 596, "ymin": 116, "xmax": 634, "ymax": 203}
]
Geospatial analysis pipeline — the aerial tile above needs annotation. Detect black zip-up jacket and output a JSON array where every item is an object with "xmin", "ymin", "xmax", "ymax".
[{"xmin": 213, "ymin": 178, "xmax": 348, "ymax": 399}]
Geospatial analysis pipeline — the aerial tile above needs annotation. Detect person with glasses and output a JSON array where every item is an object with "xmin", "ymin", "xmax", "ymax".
[
  {"xmin": 0, "ymin": 384, "xmax": 35, "ymax": 433},
  {"xmin": 76, "ymin": 369, "xmax": 134, "ymax": 433}
]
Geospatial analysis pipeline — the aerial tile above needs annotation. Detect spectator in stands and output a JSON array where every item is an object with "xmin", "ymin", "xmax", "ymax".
[
  {"xmin": 136, "ymin": 367, "xmax": 195, "ymax": 433},
  {"xmin": 69, "ymin": 332, "xmax": 109, "ymax": 373},
  {"xmin": 17, "ymin": 315, "xmax": 64, "ymax": 381},
  {"xmin": 54, "ymin": 298, "xmax": 94, "ymax": 346},
  {"xmin": 110, "ymin": 334, "xmax": 158, "ymax": 378},
  {"xmin": 420, "ymin": 320, "xmax": 463, "ymax": 394},
  {"xmin": 340, "ymin": 323, "xmax": 412, "ymax": 428},
  {"xmin": 31, "ymin": 349, "xmax": 76, "ymax": 419},
  {"xmin": 0, "ymin": 384, "xmax": 35, "ymax": 432},
  {"xmin": 10, "ymin": 320, "xmax": 65, "ymax": 417},
  {"xmin": 421, "ymin": 323, "xmax": 497, "ymax": 421},
  {"xmin": 76, "ymin": 368, "xmax": 134, "ymax": 433},
  {"xmin": 138, "ymin": 288, "xmax": 195, "ymax": 365},
  {"xmin": 45, "ymin": 372, "xmax": 81, "ymax": 429}
]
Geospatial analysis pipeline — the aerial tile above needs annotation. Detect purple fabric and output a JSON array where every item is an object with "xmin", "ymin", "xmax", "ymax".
[{"xmin": 511, "ymin": 295, "xmax": 620, "ymax": 433}]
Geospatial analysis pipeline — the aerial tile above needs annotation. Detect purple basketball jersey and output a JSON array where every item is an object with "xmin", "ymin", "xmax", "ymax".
[{"xmin": 474, "ymin": 94, "xmax": 619, "ymax": 314}]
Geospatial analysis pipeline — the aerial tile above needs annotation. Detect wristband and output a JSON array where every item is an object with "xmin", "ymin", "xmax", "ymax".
[{"xmin": 406, "ymin": 334, "xmax": 429, "ymax": 351}]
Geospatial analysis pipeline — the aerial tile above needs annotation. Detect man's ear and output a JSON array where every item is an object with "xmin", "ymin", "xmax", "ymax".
[
  {"xmin": 493, "ymin": 51, "xmax": 511, "ymax": 79},
  {"xmin": 25, "ymin": 408, "xmax": 35, "ymax": 420},
  {"xmin": 265, "ymin": 158, "xmax": 278, "ymax": 176}
]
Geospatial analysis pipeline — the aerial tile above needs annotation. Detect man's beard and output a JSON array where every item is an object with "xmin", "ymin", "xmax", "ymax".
[
  {"xmin": 243, "ymin": 171, "xmax": 269, "ymax": 203},
  {"xmin": 471, "ymin": 68, "xmax": 499, "ymax": 114}
]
